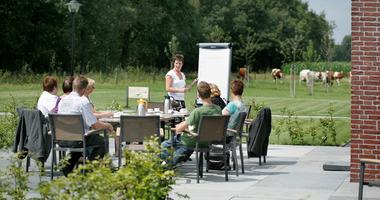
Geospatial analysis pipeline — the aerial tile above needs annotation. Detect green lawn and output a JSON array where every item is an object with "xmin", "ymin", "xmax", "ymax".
[{"xmin": 0, "ymin": 72, "xmax": 351, "ymax": 146}]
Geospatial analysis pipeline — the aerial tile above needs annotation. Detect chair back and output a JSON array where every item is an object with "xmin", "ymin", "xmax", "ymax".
[
  {"xmin": 235, "ymin": 112, "xmax": 247, "ymax": 137},
  {"xmin": 247, "ymin": 107, "xmax": 272, "ymax": 157},
  {"xmin": 245, "ymin": 105, "xmax": 252, "ymax": 119},
  {"xmin": 49, "ymin": 113, "xmax": 85, "ymax": 142},
  {"xmin": 120, "ymin": 115, "xmax": 160, "ymax": 143},
  {"xmin": 197, "ymin": 115, "xmax": 229, "ymax": 143},
  {"xmin": 147, "ymin": 102, "xmax": 164, "ymax": 111}
]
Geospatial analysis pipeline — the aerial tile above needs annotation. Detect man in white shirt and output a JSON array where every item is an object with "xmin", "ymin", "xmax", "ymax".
[{"xmin": 58, "ymin": 75, "xmax": 113, "ymax": 175}]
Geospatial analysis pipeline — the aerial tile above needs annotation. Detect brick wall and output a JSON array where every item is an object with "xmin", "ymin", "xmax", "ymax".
[{"xmin": 351, "ymin": 0, "xmax": 380, "ymax": 182}]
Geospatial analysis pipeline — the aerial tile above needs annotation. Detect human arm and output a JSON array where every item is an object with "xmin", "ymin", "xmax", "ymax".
[
  {"xmin": 91, "ymin": 121, "xmax": 114, "ymax": 133},
  {"xmin": 175, "ymin": 121, "xmax": 188, "ymax": 134}
]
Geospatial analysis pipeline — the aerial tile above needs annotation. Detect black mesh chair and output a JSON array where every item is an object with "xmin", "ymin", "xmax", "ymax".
[
  {"xmin": 227, "ymin": 112, "xmax": 247, "ymax": 174},
  {"xmin": 147, "ymin": 102, "xmax": 164, "ymax": 111},
  {"xmin": 190, "ymin": 115, "xmax": 230, "ymax": 183},
  {"xmin": 49, "ymin": 113, "xmax": 108, "ymax": 180},
  {"xmin": 118, "ymin": 115, "xmax": 160, "ymax": 167}
]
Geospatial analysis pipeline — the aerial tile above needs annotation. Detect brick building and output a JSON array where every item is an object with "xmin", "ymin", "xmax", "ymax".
[{"xmin": 351, "ymin": 0, "xmax": 380, "ymax": 181}]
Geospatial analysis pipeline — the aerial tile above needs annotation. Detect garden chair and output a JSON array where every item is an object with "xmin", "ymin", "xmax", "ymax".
[
  {"xmin": 13, "ymin": 107, "xmax": 50, "ymax": 172},
  {"xmin": 189, "ymin": 115, "xmax": 230, "ymax": 183},
  {"xmin": 49, "ymin": 113, "xmax": 108, "ymax": 180},
  {"xmin": 227, "ymin": 112, "xmax": 247, "ymax": 174},
  {"xmin": 246, "ymin": 107, "xmax": 272, "ymax": 165},
  {"xmin": 358, "ymin": 158, "xmax": 380, "ymax": 200},
  {"xmin": 118, "ymin": 115, "xmax": 160, "ymax": 167}
]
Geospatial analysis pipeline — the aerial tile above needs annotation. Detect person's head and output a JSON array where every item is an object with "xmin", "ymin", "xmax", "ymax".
[
  {"xmin": 197, "ymin": 81, "xmax": 211, "ymax": 99},
  {"xmin": 84, "ymin": 78, "xmax": 95, "ymax": 97},
  {"xmin": 231, "ymin": 79, "xmax": 244, "ymax": 96},
  {"xmin": 209, "ymin": 83, "xmax": 221, "ymax": 98},
  {"xmin": 72, "ymin": 75, "xmax": 88, "ymax": 96},
  {"xmin": 172, "ymin": 54, "xmax": 184, "ymax": 71},
  {"xmin": 42, "ymin": 76, "xmax": 58, "ymax": 95},
  {"xmin": 62, "ymin": 76, "xmax": 74, "ymax": 95}
]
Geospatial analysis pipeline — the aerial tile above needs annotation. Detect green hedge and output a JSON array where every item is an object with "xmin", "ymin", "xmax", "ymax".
[{"xmin": 281, "ymin": 62, "xmax": 351, "ymax": 74}]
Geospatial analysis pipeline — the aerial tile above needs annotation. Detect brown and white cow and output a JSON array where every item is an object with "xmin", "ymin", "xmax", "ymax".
[{"xmin": 272, "ymin": 68, "xmax": 283, "ymax": 82}]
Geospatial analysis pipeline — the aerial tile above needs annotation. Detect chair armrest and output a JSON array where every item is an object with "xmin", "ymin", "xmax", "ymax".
[
  {"xmin": 227, "ymin": 128, "xmax": 238, "ymax": 134},
  {"xmin": 183, "ymin": 129, "xmax": 198, "ymax": 137},
  {"xmin": 244, "ymin": 119, "xmax": 253, "ymax": 124},
  {"xmin": 86, "ymin": 128, "xmax": 107, "ymax": 136}
]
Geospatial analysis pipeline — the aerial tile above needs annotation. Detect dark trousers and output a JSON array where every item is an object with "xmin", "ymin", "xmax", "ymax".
[{"xmin": 59, "ymin": 134, "xmax": 105, "ymax": 175}]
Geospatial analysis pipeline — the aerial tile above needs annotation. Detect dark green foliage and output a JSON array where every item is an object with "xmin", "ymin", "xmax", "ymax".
[{"xmin": 0, "ymin": 0, "xmax": 338, "ymax": 73}]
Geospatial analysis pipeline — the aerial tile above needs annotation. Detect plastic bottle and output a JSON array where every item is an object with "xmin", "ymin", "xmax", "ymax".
[
  {"xmin": 137, "ymin": 99, "xmax": 146, "ymax": 116},
  {"xmin": 164, "ymin": 95, "xmax": 170, "ymax": 114}
]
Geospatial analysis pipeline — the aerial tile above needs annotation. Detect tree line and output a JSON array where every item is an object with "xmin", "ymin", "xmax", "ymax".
[{"xmin": 0, "ymin": 0, "xmax": 350, "ymax": 74}]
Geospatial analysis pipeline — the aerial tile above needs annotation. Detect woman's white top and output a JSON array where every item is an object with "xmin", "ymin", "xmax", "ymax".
[
  {"xmin": 166, "ymin": 69, "xmax": 186, "ymax": 101},
  {"xmin": 37, "ymin": 91, "xmax": 59, "ymax": 117}
]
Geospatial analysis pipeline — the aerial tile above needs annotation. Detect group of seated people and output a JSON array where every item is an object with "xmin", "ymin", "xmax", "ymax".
[
  {"xmin": 161, "ymin": 79, "xmax": 247, "ymax": 165},
  {"xmin": 36, "ymin": 75, "xmax": 114, "ymax": 175},
  {"xmin": 36, "ymin": 74, "xmax": 247, "ymax": 174}
]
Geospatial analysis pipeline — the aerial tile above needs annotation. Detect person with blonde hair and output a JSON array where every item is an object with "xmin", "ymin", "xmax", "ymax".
[
  {"xmin": 83, "ymin": 78, "xmax": 113, "ymax": 119},
  {"xmin": 209, "ymin": 83, "xmax": 226, "ymax": 109}
]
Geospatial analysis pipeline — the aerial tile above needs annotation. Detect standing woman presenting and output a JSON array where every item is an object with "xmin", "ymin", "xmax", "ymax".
[{"xmin": 165, "ymin": 54, "xmax": 197, "ymax": 110}]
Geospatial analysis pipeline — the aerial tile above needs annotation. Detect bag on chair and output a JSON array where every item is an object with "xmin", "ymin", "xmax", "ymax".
[{"xmin": 205, "ymin": 145, "xmax": 230, "ymax": 170}]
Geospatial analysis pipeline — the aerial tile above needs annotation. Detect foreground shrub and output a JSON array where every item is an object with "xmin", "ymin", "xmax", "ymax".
[{"xmin": 39, "ymin": 137, "xmax": 176, "ymax": 200}]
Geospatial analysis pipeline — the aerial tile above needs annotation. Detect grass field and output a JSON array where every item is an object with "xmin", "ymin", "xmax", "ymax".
[{"xmin": 0, "ymin": 72, "xmax": 351, "ymax": 146}]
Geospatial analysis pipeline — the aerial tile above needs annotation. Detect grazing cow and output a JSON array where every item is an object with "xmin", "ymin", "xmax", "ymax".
[
  {"xmin": 300, "ymin": 69, "xmax": 322, "ymax": 85},
  {"xmin": 321, "ymin": 71, "xmax": 334, "ymax": 87},
  {"xmin": 333, "ymin": 71, "xmax": 344, "ymax": 86},
  {"xmin": 272, "ymin": 68, "xmax": 283, "ymax": 82}
]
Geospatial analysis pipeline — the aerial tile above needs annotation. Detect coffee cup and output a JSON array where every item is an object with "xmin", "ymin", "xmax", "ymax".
[{"xmin": 147, "ymin": 108, "xmax": 153, "ymax": 113}]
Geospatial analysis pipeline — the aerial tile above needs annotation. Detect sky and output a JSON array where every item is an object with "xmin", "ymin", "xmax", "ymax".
[{"xmin": 303, "ymin": 0, "xmax": 351, "ymax": 44}]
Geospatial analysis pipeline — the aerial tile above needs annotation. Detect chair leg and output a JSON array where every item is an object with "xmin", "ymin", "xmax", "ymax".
[
  {"xmin": 51, "ymin": 149, "xmax": 56, "ymax": 180},
  {"xmin": 239, "ymin": 143, "xmax": 245, "ymax": 174},
  {"xmin": 232, "ymin": 142, "xmax": 239, "ymax": 176},
  {"xmin": 263, "ymin": 156, "xmax": 266, "ymax": 163},
  {"xmin": 196, "ymin": 148, "xmax": 200, "ymax": 184},
  {"xmin": 224, "ymin": 147, "xmax": 228, "ymax": 182},
  {"xmin": 118, "ymin": 140, "xmax": 122, "ymax": 168},
  {"xmin": 358, "ymin": 161, "xmax": 365, "ymax": 200},
  {"xmin": 26, "ymin": 156, "xmax": 30, "ymax": 172},
  {"xmin": 200, "ymin": 152, "xmax": 203, "ymax": 178},
  {"xmin": 205, "ymin": 152, "xmax": 209, "ymax": 172},
  {"xmin": 259, "ymin": 156, "xmax": 262, "ymax": 166}
]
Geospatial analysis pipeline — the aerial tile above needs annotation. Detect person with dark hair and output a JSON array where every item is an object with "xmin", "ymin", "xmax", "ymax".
[
  {"xmin": 161, "ymin": 81, "xmax": 221, "ymax": 165},
  {"xmin": 37, "ymin": 76, "xmax": 60, "ymax": 117},
  {"xmin": 222, "ymin": 79, "xmax": 247, "ymax": 141},
  {"xmin": 58, "ymin": 75, "xmax": 114, "ymax": 175},
  {"xmin": 61, "ymin": 76, "xmax": 74, "ymax": 99},
  {"xmin": 209, "ymin": 83, "xmax": 226, "ymax": 109},
  {"xmin": 165, "ymin": 54, "xmax": 197, "ymax": 111}
]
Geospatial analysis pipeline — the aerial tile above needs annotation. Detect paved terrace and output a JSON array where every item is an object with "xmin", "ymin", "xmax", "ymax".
[{"xmin": 1, "ymin": 141, "xmax": 379, "ymax": 200}]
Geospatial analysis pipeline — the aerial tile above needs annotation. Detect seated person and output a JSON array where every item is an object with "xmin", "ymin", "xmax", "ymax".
[
  {"xmin": 222, "ymin": 79, "xmax": 246, "ymax": 142},
  {"xmin": 37, "ymin": 76, "xmax": 60, "ymax": 117},
  {"xmin": 60, "ymin": 76, "xmax": 74, "ymax": 99},
  {"xmin": 161, "ymin": 81, "xmax": 222, "ymax": 165},
  {"xmin": 83, "ymin": 78, "xmax": 113, "ymax": 119},
  {"xmin": 209, "ymin": 83, "xmax": 226, "ymax": 109},
  {"xmin": 58, "ymin": 75, "xmax": 114, "ymax": 175}
]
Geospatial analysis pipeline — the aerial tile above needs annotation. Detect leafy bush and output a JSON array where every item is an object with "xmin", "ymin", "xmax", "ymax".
[
  {"xmin": 0, "ymin": 155, "xmax": 31, "ymax": 200},
  {"xmin": 39, "ymin": 137, "xmax": 176, "ymax": 200},
  {"xmin": 0, "ymin": 95, "xmax": 18, "ymax": 149}
]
